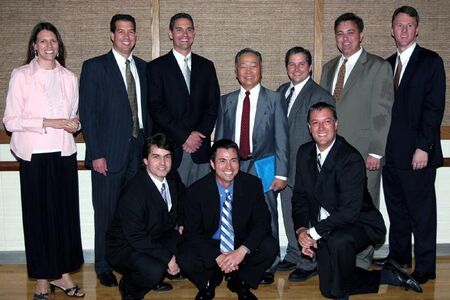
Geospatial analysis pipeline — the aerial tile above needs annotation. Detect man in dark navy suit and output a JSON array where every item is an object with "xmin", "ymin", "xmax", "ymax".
[
  {"xmin": 79, "ymin": 14, "xmax": 150, "ymax": 288},
  {"xmin": 147, "ymin": 12, "xmax": 220, "ymax": 186},
  {"xmin": 378, "ymin": 6, "xmax": 446, "ymax": 285}
]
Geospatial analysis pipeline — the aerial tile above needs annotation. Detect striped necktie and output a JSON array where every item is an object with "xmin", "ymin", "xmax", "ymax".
[
  {"xmin": 125, "ymin": 59, "xmax": 139, "ymax": 138},
  {"xmin": 220, "ymin": 190, "xmax": 234, "ymax": 253},
  {"xmin": 317, "ymin": 153, "xmax": 322, "ymax": 172}
]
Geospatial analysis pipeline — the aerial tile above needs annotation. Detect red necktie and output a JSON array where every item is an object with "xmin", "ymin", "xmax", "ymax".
[{"xmin": 239, "ymin": 91, "xmax": 251, "ymax": 159}]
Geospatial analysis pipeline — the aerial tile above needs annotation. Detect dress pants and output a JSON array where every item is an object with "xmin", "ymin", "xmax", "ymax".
[
  {"xmin": 92, "ymin": 133, "xmax": 144, "ymax": 274},
  {"xmin": 382, "ymin": 164, "xmax": 437, "ymax": 274},
  {"xmin": 240, "ymin": 159, "xmax": 280, "ymax": 272},
  {"xmin": 280, "ymin": 186, "xmax": 317, "ymax": 270},
  {"xmin": 178, "ymin": 237, "xmax": 278, "ymax": 290},
  {"xmin": 317, "ymin": 225, "xmax": 380, "ymax": 298},
  {"xmin": 111, "ymin": 230, "xmax": 179, "ymax": 299}
]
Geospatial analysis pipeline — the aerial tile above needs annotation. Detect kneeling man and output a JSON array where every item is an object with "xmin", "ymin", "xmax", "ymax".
[
  {"xmin": 106, "ymin": 133, "xmax": 183, "ymax": 300},
  {"xmin": 178, "ymin": 139, "xmax": 277, "ymax": 300},
  {"xmin": 292, "ymin": 103, "xmax": 422, "ymax": 299}
]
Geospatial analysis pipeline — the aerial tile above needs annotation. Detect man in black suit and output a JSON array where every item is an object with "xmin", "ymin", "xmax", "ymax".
[
  {"xmin": 277, "ymin": 46, "xmax": 334, "ymax": 281},
  {"xmin": 79, "ymin": 14, "xmax": 150, "ymax": 287},
  {"xmin": 292, "ymin": 102, "xmax": 422, "ymax": 299},
  {"xmin": 178, "ymin": 139, "xmax": 278, "ymax": 300},
  {"xmin": 147, "ymin": 12, "xmax": 220, "ymax": 186},
  {"xmin": 106, "ymin": 133, "xmax": 183, "ymax": 300},
  {"xmin": 379, "ymin": 6, "xmax": 446, "ymax": 285}
]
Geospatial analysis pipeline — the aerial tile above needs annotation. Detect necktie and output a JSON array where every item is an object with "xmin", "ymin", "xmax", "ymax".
[
  {"xmin": 183, "ymin": 57, "xmax": 191, "ymax": 93},
  {"xmin": 220, "ymin": 190, "xmax": 234, "ymax": 253},
  {"xmin": 317, "ymin": 153, "xmax": 322, "ymax": 172},
  {"xmin": 239, "ymin": 91, "xmax": 251, "ymax": 159},
  {"xmin": 160, "ymin": 182, "xmax": 167, "ymax": 205},
  {"xmin": 393, "ymin": 55, "xmax": 402, "ymax": 91},
  {"xmin": 125, "ymin": 59, "xmax": 139, "ymax": 138},
  {"xmin": 333, "ymin": 58, "xmax": 348, "ymax": 102},
  {"xmin": 285, "ymin": 86, "xmax": 295, "ymax": 110}
]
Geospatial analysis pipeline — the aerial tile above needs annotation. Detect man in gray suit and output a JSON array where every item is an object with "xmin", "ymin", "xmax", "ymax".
[
  {"xmin": 320, "ymin": 13, "xmax": 394, "ymax": 269},
  {"xmin": 277, "ymin": 47, "xmax": 334, "ymax": 281},
  {"xmin": 215, "ymin": 48, "xmax": 289, "ymax": 285},
  {"xmin": 320, "ymin": 12, "xmax": 393, "ymax": 211}
]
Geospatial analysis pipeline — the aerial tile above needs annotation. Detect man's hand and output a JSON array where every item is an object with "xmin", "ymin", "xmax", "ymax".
[
  {"xmin": 412, "ymin": 148, "xmax": 428, "ymax": 170},
  {"xmin": 167, "ymin": 255, "xmax": 180, "ymax": 275},
  {"xmin": 270, "ymin": 178, "xmax": 287, "ymax": 192},
  {"xmin": 182, "ymin": 131, "xmax": 206, "ymax": 153},
  {"xmin": 92, "ymin": 158, "xmax": 108, "ymax": 176},
  {"xmin": 365, "ymin": 155, "xmax": 381, "ymax": 171},
  {"xmin": 178, "ymin": 226, "xmax": 184, "ymax": 235},
  {"xmin": 215, "ymin": 246, "xmax": 248, "ymax": 273},
  {"xmin": 297, "ymin": 227, "xmax": 317, "ymax": 258}
]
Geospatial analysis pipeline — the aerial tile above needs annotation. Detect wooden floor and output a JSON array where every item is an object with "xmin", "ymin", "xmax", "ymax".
[{"xmin": 1, "ymin": 258, "xmax": 449, "ymax": 299}]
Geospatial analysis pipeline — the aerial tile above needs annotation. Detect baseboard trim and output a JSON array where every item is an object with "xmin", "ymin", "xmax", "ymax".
[{"xmin": 1, "ymin": 244, "xmax": 450, "ymax": 264}]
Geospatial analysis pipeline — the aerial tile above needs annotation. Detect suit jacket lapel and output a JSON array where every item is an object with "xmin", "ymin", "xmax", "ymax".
[
  {"xmin": 168, "ymin": 51, "xmax": 190, "ymax": 95},
  {"xmin": 106, "ymin": 51, "xmax": 127, "ymax": 97},
  {"xmin": 253, "ymin": 87, "xmax": 268, "ymax": 140},
  {"xmin": 288, "ymin": 79, "xmax": 313, "ymax": 124},
  {"xmin": 341, "ymin": 49, "xmax": 367, "ymax": 98},
  {"xmin": 326, "ymin": 57, "xmax": 340, "ymax": 92},
  {"xmin": 225, "ymin": 91, "xmax": 239, "ymax": 140}
]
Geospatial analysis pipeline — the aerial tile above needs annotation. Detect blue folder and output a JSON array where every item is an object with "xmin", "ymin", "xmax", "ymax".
[{"xmin": 254, "ymin": 155, "xmax": 275, "ymax": 192}]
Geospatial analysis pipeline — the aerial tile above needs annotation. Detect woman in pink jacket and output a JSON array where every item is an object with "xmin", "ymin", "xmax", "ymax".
[{"xmin": 3, "ymin": 22, "xmax": 84, "ymax": 299}]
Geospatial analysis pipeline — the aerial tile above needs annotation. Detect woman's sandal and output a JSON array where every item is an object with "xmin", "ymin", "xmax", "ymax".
[{"xmin": 50, "ymin": 282, "xmax": 85, "ymax": 297}]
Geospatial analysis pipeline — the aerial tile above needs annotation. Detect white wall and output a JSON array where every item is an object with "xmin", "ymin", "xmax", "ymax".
[{"xmin": 1, "ymin": 142, "xmax": 450, "ymax": 252}]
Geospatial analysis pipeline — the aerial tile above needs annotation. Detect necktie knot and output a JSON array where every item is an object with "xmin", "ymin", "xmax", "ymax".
[{"xmin": 245, "ymin": 91, "xmax": 250, "ymax": 97}]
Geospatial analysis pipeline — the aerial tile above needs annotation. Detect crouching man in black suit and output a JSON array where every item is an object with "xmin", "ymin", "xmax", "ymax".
[
  {"xmin": 292, "ymin": 102, "xmax": 422, "ymax": 299},
  {"xmin": 106, "ymin": 133, "xmax": 184, "ymax": 300},
  {"xmin": 178, "ymin": 139, "xmax": 277, "ymax": 300}
]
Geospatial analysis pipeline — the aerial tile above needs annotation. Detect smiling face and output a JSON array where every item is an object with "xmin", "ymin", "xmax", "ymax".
[
  {"xmin": 34, "ymin": 30, "xmax": 58, "ymax": 67},
  {"xmin": 235, "ymin": 52, "xmax": 262, "ymax": 91},
  {"xmin": 391, "ymin": 12, "xmax": 419, "ymax": 53},
  {"xmin": 210, "ymin": 147, "xmax": 240, "ymax": 188},
  {"xmin": 308, "ymin": 107, "xmax": 338, "ymax": 152},
  {"xmin": 110, "ymin": 20, "xmax": 136, "ymax": 58},
  {"xmin": 168, "ymin": 17, "xmax": 195, "ymax": 55},
  {"xmin": 287, "ymin": 53, "xmax": 312, "ymax": 85},
  {"xmin": 335, "ymin": 20, "xmax": 363, "ymax": 58},
  {"xmin": 144, "ymin": 145, "xmax": 172, "ymax": 181}
]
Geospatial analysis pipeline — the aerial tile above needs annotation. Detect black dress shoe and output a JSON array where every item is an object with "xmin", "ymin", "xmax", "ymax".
[
  {"xmin": 228, "ymin": 280, "xmax": 257, "ymax": 300},
  {"xmin": 98, "ymin": 271, "xmax": 118, "ymax": 287},
  {"xmin": 288, "ymin": 268, "xmax": 318, "ymax": 282},
  {"xmin": 119, "ymin": 278, "xmax": 142, "ymax": 300},
  {"xmin": 195, "ymin": 280, "xmax": 216, "ymax": 300},
  {"xmin": 259, "ymin": 272, "xmax": 274, "ymax": 285},
  {"xmin": 411, "ymin": 271, "xmax": 436, "ymax": 284},
  {"xmin": 152, "ymin": 281, "xmax": 173, "ymax": 292},
  {"xmin": 383, "ymin": 260, "xmax": 423, "ymax": 293},
  {"xmin": 277, "ymin": 260, "xmax": 296, "ymax": 271},
  {"xmin": 372, "ymin": 257, "xmax": 411, "ymax": 269}
]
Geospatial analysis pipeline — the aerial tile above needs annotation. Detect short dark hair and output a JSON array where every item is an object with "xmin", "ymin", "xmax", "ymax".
[
  {"xmin": 143, "ymin": 133, "xmax": 174, "ymax": 159},
  {"xmin": 235, "ymin": 48, "xmax": 262, "ymax": 66},
  {"xmin": 169, "ymin": 12, "xmax": 194, "ymax": 30},
  {"xmin": 26, "ymin": 22, "xmax": 66, "ymax": 67},
  {"xmin": 210, "ymin": 139, "xmax": 240, "ymax": 162},
  {"xmin": 284, "ymin": 46, "xmax": 312, "ymax": 68},
  {"xmin": 392, "ymin": 6, "xmax": 419, "ymax": 25},
  {"xmin": 334, "ymin": 12, "xmax": 364, "ymax": 33},
  {"xmin": 307, "ymin": 102, "xmax": 338, "ymax": 123},
  {"xmin": 110, "ymin": 14, "xmax": 136, "ymax": 32}
]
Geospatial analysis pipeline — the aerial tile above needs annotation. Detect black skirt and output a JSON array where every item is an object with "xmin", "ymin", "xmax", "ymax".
[{"xmin": 19, "ymin": 152, "xmax": 84, "ymax": 279}]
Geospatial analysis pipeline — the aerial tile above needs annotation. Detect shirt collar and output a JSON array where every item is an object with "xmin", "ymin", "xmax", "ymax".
[
  {"xmin": 316, "ymin": 138, "xmax": 336, "ymax": 163},
  {"xmin": 239, "ymin": 83, "xmax": 261, "ymax": 96},
  {"xmin": 147, "ymin": 171, "xmax": 167, "ymax": 191},
  {"xmin": 397, "ymin": 42, "xmax": 416, "ymax": 61},
  {"xmin": 172, "ymin": 48, "xmax": 192, "ymax": 61},
  {"xmin": 112, "ymin": 47, "xmax": 133, "ymax": 65},
  {"xmin": 341, "ymin": 47, "xmax": 363, "ymax": 64},
  {"xmin": 290, "ymin": 75, "xmax": 310, "ymax": 91}
]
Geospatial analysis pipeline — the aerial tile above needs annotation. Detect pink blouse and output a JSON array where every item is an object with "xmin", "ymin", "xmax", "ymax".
[{"xmin": 3, "ymin": 58, "xmax": 79, "ymax": 161}]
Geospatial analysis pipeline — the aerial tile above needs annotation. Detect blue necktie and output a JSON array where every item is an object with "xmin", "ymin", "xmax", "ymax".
[
  {"xmin": 160, "ymin": 183, "xmax": 167, "ymax": 205},
  {"xmin": 220, "ymin": 190, "xmax": 234, "ymax": 253}
]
